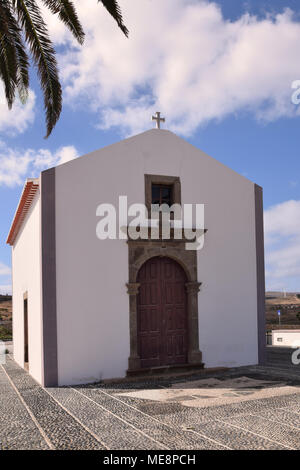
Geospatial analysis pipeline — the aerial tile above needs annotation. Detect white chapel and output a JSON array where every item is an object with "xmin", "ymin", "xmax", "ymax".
[{"xmin": 7, "ymin": 122, "xmax": 265, "ymax": 386}]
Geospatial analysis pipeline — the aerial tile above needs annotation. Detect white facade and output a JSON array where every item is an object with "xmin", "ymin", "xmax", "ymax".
[
  {"xmin": 272, "ymin": 330, "xmax": 300, "ymax": 347},
  {"xmin": 8, "ymin": 129, "xmax": 264, "ymax": 386},
  {"xmin": 11, "ymin": 188, "xmax": 44, "ymax": 384}
]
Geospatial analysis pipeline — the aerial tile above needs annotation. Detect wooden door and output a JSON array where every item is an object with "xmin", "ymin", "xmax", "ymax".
[{"xmin": 137, "ymin": 257, "xmax": 188, "ymax": 368}]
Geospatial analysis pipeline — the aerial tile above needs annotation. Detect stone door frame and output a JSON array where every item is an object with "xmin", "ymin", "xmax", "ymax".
[{"xmin": 126, "ymin": 240, "xmax": 203, "ymax": 371}]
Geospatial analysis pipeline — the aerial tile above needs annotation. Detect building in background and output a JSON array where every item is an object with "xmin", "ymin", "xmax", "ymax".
[{"xmin": 272, "ymin": 330, "xmax": 300, "ymax": 347}]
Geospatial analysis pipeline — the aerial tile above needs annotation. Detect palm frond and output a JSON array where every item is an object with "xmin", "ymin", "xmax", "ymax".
[
  {"xmin": 0, "ymin": 2, "xmax": 29, "ymax": 106},
  {"xmin": 12, "ymin": 0, "xmax": 62, "ymax": 137},
  {"xmin": 0, "ymin": 9, "xmax": 17, "ymax": 108},
  {"xmin": 0, "ymin": 0, "xmax": 128, "ymax": 137},
  {"xmin": 99, "ymin": 0, "xmax": 129, "ymax": 37},
  {"xmin": 41, "ymin": 0, "xmax": 85, "ymax": 44},
  {"xmin": 14, "ymin": 31, "xmax": 30, "ymax": 103},
  {"xmin": 0, "ymin": 37, "xmax": 16, "ymax": 108},
  {"xmin": 4, "ymin": 4, "xmax": 29, "ymax": 103}
]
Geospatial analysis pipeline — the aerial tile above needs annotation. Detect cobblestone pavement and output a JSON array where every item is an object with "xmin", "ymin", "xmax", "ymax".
[{"xmin": 1, "ymin": 347, "xmax": 300, "ymax": 450}]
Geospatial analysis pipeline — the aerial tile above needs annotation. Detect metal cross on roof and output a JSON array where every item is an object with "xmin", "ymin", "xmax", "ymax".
[{"xmin": 151, "ymin": 112, "xmax": 165, "ymax": 129}]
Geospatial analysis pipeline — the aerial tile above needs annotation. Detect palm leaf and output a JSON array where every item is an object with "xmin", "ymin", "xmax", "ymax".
[
  {"xmin": 0, "ymin": 0, "xmax": 128, "ymax": 137},
  {"xmin": 99, "ymin": 0, "xmax": 129, "ymax": 37},
  {"xmin": 0, "ymin": 37, "xmax": 16, "ymax": 108},
  {"xmin": 4, "ymin": 3, "xmax": 29, "ymax": 103},
  {"xmin": 14, "ymin": 30, "xmax": 30, "ymax": 103},
  {"xmin": 12, "ymin": 0, "xmax": 62, "ymax": 137},
  {"xmin": 41, "ymin": 0, "xmax": 85, "ymax": 44},
  {"xmin": 0, "ymin": 2, "xmax": 29, "ymax": 106}
]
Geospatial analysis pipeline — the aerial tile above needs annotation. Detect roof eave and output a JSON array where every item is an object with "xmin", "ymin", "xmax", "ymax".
[{"xmin": 6, "ymin": 178, "xmax": 39, "ymax": 246}]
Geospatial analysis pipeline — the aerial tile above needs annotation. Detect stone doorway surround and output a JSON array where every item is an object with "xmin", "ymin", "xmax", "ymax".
[{"xmin": 126, "ymin": 239, "xmax": 203, "ymax": 372}]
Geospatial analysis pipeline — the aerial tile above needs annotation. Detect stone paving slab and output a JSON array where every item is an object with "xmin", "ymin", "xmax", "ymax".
[
  {"xmin": 47, "ymin": 386, "xmax": 165, "ymax": 450},
  {"xmin": 1, "ymin": 349, "xmax": 300, "ymax": 450},
  {"xmin": 3, "ymin": 358, "xmax": 105, "ymax": 450},
  {"xmin": 284, "ymin": 403, "xmax": 300, "ymax": 415},
  {"xmin": 0, "ymin": 367, "xmax": 48, "ymax": 450},
  {"xmin": 221, "ymin": 414, "xmax": 300, "ymax": 449},
  {"xmin": 116, "ymin": 376, "xmax": 299, "ymax": 409},
  {"xmin": 81, "ymin": 380, "xmax": 300, "ymax": 450},
  {"xmin": 137, "ymin": 391, "xmax": 300, "ymax": 428},
  {"xmin": 188, "ymin": 420, "xmax": 287, "ymax": 450},
  {"xmin": 71, "ymin": 386, "xmax": 226, "ymax": 449},
  {"xmin": 254, "ymin": 408, "xmax": 300, "ymax": 429}
]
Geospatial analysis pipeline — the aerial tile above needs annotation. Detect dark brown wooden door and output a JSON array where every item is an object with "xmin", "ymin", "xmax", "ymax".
[{"xmin": 137, "ymin": 257, "xmax": 188, "ymax": 368}]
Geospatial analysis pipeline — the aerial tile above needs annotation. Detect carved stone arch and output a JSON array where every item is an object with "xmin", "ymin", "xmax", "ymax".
[
  {"xmin": 126, "ymin": 240, "xmax": 203, "ymax": 372},
  {"xmin": 130, "ymin": 246, "xmax": 196, "ymax": 284}
]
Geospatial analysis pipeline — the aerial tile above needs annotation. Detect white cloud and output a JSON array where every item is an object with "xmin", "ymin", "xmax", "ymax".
[
  {"xmin": 0, "ymin": 262, "xmax": 11, "ymax": 277},
  {"xmin": 0, "ymin": 262, "xmax": 11, "ymax": 295},
  {"xmin": 264, "ymin": 200, "xmax": 300, "ymax": 290},
  {"xmin": 42, "ymin": 0, "xmax": 300, "ymax": 136},
  {"xmin": 55, "ymin": 145, "xmax": 80, "ymax": 164},
  {"xmin": 0, "ymin": 143, "xmax": 79, "ymax": 187},
  {"xmin": 0, "ymin": 85, "xmax": 35, "ymax": 135}
]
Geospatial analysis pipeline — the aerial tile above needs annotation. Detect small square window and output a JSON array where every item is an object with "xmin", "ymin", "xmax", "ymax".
[
  {"xmin": 145, "ymin": 175, "xmax": 181, "ymax": 213},
  {"xmin": 151, "ymin": 184, "xmax": 173, "ymax": 207}
]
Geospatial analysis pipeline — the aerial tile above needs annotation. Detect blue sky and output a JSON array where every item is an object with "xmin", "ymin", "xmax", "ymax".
[{"xmin": 0, "ymin": 0, "xmax": 300, "ymax": 293}]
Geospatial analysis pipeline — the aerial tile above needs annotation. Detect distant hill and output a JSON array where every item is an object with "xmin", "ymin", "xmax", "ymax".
[
  {"xmin": 0, "ymin": 294, "xmax": 12, "ymax": 302},
  {"xmin": 266, "ymin": 293, "xmax": 300, "ymax": 330},
  {"xmin": 266, "ymin": 291, "xmax": 300, "ymax": 299},
  {"xmin": 0, "ymin": 295, "xmax": 12, "ymax": 322},
  {"xmin": 0, "ymin": 295, "xmax": 12, "ymax": 340}
]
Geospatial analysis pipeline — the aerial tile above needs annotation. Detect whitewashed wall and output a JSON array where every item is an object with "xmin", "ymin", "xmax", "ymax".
[
  {"xmin": 55, "ymin": 129, "xmax": 258, "ymax": 385},
  {"xmin": 12, "ymin": 188, "xmax": 43, "ymax": 384}
]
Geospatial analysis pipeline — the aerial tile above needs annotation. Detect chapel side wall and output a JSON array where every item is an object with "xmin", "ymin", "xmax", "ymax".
[
  {"xmin": 12, "ymin": 190, "xmax": 43, "ymax": 384},
  {"xmin": 55, "ymin": 130, "xmax": 259, "ymax": 385}
]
